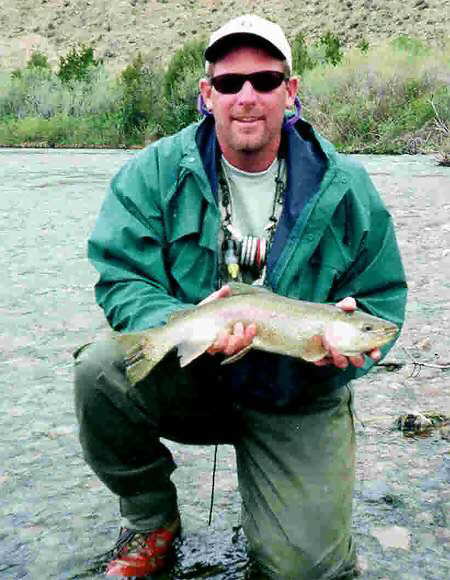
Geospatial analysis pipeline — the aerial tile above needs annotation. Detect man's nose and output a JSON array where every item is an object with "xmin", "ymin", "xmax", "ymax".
[{"xmin": 237, "ymin": 80, "xmax": 257, "ymax": 103}]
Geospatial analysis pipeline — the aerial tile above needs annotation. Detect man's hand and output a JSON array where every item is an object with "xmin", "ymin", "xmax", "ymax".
[
  {"xmin": 313, "ymin": 297, "xmax": 382, "ymax": 369},
  {"xmin": 200, "ymin": 285, "xmax": 257, "ymax": 356}
]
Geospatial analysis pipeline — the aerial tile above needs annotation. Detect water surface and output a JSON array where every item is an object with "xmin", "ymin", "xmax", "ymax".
[{"xmin": 0, "ymin": 149, "xmax": 448, "ymax": 579}]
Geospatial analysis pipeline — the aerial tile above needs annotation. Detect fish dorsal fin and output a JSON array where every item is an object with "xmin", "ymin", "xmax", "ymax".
[
  {"xmin": 228, "ymin": 282, "xmax": 272, "ymax": 296},
  {"xmin": 168, "ymin": 307, "xmax": 194, "ymax": 323}
]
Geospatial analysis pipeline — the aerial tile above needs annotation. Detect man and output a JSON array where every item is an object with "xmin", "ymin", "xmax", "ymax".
[{"xmin": 74, "ymin": 14, "xmax": 407, "ymax": 579}]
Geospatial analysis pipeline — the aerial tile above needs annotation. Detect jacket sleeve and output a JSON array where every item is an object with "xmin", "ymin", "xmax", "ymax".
[
  {"xmin": 88, "ymin": 153, "xmax": 193, "ymax": 332},
  {"xmin": 330, "ymin": 167, "xmax": 408, "ymax": 382}
]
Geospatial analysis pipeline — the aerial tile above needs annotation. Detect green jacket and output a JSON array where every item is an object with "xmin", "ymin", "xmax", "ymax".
[{"xmin": 88, "ymin": 118, "xmax": 407, "ymax": 409}]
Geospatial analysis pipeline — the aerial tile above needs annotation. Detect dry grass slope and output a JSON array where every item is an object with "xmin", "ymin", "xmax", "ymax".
[{"xmin": 0, "ymin": 0, "xmax": 449, "ymax": 72}]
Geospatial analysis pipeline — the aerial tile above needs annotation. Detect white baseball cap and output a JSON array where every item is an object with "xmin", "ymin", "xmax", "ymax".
[{"xmin": 205, "ymin": 15, "xmax": 292, "ymax": 73}]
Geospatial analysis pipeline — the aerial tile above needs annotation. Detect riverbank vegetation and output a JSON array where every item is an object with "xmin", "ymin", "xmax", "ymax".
[{"xmin": 0, "ymin": 34, "xmax": 448, "ymax": 154}]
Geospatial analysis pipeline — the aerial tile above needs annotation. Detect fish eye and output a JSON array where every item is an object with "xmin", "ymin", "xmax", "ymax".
[{"xmin": 362, "ymin": 324, "xmax": 374, "ymax": 332}]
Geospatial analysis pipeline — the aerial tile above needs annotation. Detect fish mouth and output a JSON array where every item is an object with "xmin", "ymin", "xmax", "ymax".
[
  {"xmin": 382, "ymin": 327, "xmax": 399, "ymax": 338},
  {"xmin": 370, "ymin": 326, "xmax": 398, "ymax": 338}
]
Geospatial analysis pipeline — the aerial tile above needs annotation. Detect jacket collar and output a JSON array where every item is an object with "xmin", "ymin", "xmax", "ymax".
[
  {"xmin": 176, "ymin": 117, "xmax": 350, "ymax": 287},
  {"xmin": 191, "ymin": 115, "xmax": 338, "ymax": 192}
]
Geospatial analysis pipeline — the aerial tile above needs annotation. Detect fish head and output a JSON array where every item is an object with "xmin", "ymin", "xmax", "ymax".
[{"xmin": 325, "ymin": 312, "xmax": 399, "ymax": 356}]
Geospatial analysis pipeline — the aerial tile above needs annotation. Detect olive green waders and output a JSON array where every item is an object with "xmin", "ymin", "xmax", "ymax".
[{"xmin": 74, "ymin": 339, "xmax": 356, "ymax": 579}]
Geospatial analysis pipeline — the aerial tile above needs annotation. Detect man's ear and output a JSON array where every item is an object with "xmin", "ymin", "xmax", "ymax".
[
  {"xmin": 285, "ymin": 76, "xmax": 299, "ymax": 109},
  {"xmin": 199, "ymin": 79, "xmax": 213, "ymax": 112}
]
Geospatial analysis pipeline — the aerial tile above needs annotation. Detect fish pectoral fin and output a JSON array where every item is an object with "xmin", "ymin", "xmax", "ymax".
[
  {"xmin": 301, "ymin": 335, "xmax": 328, "ymax": 362},
  {"xmin": 177, "ymin": 340, "xmax": 211, "ymax": 367},
  {"xmin": 168, "ymin": 306, "xmax": 195, "ymax": 323},
  {"xmin": 220, "ymin": 344, "xmax": 252, "ymax": 365}
]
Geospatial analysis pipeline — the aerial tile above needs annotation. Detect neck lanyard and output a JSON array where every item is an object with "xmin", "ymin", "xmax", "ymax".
[{"xmin": 218, "ymin": 158, "xmax": 286, "ymax": 285}]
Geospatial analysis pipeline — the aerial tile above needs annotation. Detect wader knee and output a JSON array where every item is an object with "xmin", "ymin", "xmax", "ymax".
[{"xmin": 73, "ymin": 339, "xmax": 128, "ymax": 420}]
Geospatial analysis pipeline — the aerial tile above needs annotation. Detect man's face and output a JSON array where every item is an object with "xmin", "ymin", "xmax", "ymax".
[{"xmin": 199, "ymin": 46, "xmax": 298, "ymax": 170}]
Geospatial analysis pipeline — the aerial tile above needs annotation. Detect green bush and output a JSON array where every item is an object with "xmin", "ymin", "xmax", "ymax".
[
  {"xmin": 0, "ymin": 65, "xmax": 121, "ymax": 120},
  {"xmin": 163, "ymin": 38, "xmax": 205, "ymax": 100},
  {"xmin": 357, "ymin": 39, "xmax": 369, "ymax": 54},
  {"xmin": 148, "ymin": 39, "xmax": 205, "ymax": 138},
  {"xmin": 27, "ymin": 51, "xmax": 51, "ymax": 71},
  {"xmin": 0, "ymin": 114, "xmax": 124, "ymax": 147},
  {"xmin": 391, "ymin": 35, "xmax": 428, "ymax": 55},
  {"xmin": 153, "ymin": 67, "xmax": 200, "ymax": 138},
  {"xmin": 301, "ymin": 40, "xmax": 449, "ymax": 152},
  {"xmin": 118, "ymin": 53, "xmax": 163, "ymax": 143},
  {"xmin": 319, "ymin": 32, "xmax": 343, "ymax": 66},
  {"xmin": 291, "ymin": 32, "xmax": 314, "ymax": 75},
  {"xmin": 57, "ymin": 45, "xmax": 101, "ymax": 84}
]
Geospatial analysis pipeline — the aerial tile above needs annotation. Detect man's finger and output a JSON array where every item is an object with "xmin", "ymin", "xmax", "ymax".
[
  {"xmin": 348, "ymin": 355, "xmax": 365, "ymax": 368},
  {"xmin": 244, "ymin": 322, "xmax": 257, "ymax": 342},
  {"xmin": 335, "ymin": 296, "xmax": 357, "ymax": 312},
  {"xmin": 207, "ymin": 329, "xmax": 228, "ymax": 354},
  {"xmin": 368, "ymin": 348, "xmax": 382, "ymax": 362},
  {"xmin": 200, "ymin": 285, "xmax": 231, "ymax": 305},
  {"xmin": 207, "ymin": 321, "xmax": 256, "ymax": 356},
  {"xmin": 223, "ymin": 323, "xmax": 243, "ymax": 355},
  {"xmin": 313, "ymin": 357, "xmax": 332, "ymax": 367},
  {"xmin": 329, "ymin": 348, "xmax": 349, "ymax": 369}
]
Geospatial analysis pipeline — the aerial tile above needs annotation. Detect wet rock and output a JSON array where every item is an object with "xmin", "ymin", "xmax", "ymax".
[
  {"xmin": 371, "ymin": 526, "xmax": 411, "ymax": 550},
  {"xmin": 395, "ymin": 411, "xmax": 449, "ymax": 436},
  {"xmin": 440, "ymin": 423, "xmax": 450, "ymax": 440},
  {"xmin": 414, "ymin": 337, "xmax": 432, "ymax": 351},
  {"xmin": 415, "ymin": 511, "xmax": 434, "ymax": 525},
  {"xmin": 360, "ymin": 479, "xmax": 406, "ymax": 510},
  {"xmin": 435, "ymin": 527, "xmax": 450, "ymax": 545},
  {"xmin": 415, "ymin": 532, "xmax": 436, "ymax": 549}
]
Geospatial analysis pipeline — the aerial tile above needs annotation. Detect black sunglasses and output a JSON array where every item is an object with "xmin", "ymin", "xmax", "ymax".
[{"xmin": 210, "ymin": 71, "xmax": 288, "ymax": 94}]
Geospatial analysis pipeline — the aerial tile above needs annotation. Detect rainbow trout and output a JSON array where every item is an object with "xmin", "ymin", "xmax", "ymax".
[{"xmin": 114, "ymin": 283, "xmax": 398, "ymax": 385}]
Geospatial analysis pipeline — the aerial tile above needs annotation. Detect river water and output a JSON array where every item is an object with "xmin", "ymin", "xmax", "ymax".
[{"xmin": 0, "ymin": 148, "xmax": 448, "ymax": 579}]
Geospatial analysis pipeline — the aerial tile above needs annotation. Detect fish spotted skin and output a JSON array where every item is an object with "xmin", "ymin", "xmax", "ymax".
[{"xmin": 113, "ymin": 283, "xmax": 399, "ymax": 386}]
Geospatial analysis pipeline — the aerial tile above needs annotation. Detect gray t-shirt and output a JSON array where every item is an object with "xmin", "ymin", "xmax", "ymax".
[{"xmin": 219, "ymin": 155, "xmax": 286, "ymax": 283}]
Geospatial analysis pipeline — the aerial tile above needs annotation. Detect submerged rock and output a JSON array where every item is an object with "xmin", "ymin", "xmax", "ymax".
[
  {"xmin": 371, "ymin": 526, "xmax": 411, "ymax": 551},
  {"xmin": 395, "ymin": 411, "xmax": 449, "ymax": 436}
]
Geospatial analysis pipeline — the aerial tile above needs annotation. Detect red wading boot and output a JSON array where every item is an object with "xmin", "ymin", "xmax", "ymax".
[{"xmin": 105, "ymin": 516, "xmax": 181, "ymax": 577}]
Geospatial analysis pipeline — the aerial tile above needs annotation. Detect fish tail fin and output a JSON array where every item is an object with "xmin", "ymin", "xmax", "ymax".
[{"xmin": 113, "ymin": 329, "xmax": 171, "ymax": 386}]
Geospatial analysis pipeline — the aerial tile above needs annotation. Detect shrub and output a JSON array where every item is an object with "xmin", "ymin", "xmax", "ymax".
[
  {"xmin": 301, "ymin": 40, "xmax": 449, "ymax": 152},
  {"xmin": 57, "ymin": 45, "xmax": 101, "ymax": 84},
  {"xmin": 0, "ymin": 64, "xmax": 121, "ymax": 120},
  {"xmin": 0, "ymin": 114, "xmax": 124, "ymax": 147},
  {"xmin": 163, "ymin": 38, "xmax": 206, "ymax": 101},
  {"xmin": 118, "ymin": 53, "xmax": 163, "ymax": 142},
  {"xmin": 357, "ymin": 39, "xmax": 369, "ymax": 54},
  {"xmin": 291, "ymin": 32, "xmax": 314, "ymax": 75},
  {"xmin": 391, "ymin": 35, "xmax": 428, "ymax": 56},
  {"xmin": 319, "ymin": 32, "xmax": 343, "ymax": 66},
  {"xmin": 27, "ymin": 51, "xmax": 51, "ymax": 71},
  {"xmin": 153, "ymin": 67, "xmax": 201, "ymax": 138},
  {"xmin": 149, "ymin": 39, "xmax": 206, "ymax": 138}
]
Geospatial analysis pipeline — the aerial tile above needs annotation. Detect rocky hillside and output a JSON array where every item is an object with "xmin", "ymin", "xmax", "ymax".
[{"xmin": 0, "ymin": 0, "xmax": 448, "ymax": 72}]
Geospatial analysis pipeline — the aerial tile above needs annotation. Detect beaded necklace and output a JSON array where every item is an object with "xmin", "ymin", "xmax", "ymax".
[{"xmin": 218, "ymin": 157, "xmax": 286, "ymax": 285}]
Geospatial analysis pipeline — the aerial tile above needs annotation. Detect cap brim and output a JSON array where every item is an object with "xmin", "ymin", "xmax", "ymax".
[{"xmin": 205, "ymin": 33, "xmax": 286, "ymax": 64}]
